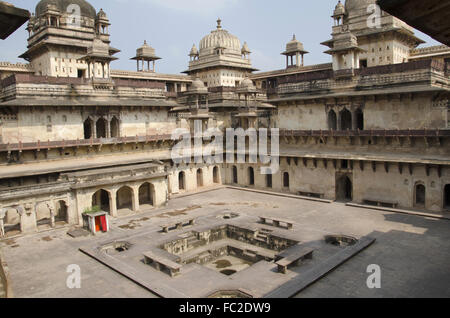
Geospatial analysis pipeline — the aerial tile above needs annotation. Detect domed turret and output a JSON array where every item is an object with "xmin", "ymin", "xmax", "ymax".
[
  {"xmin": 199, "ymin": 18, "xmax": 241, "ymax": 55},
  {"xmin": 334, "ymin": 1, "xmax": 346, "ymax": 16},
  {"xmin": 131, "ymin": 40, "xmax": 161, "ymax": 72},
  {"xmin": 189, "ymin": 44, "xmax": 199, "ymax": 61},
  {"xmin": 344, "ymin": 0, "xmax": 376, "ymax": 13},
  {"xmin": 282, "ymin": 35, "xmax": 308, "ymax": 68},
  {"xmin": 36, "ymin": 0, "xmax": 96, "ymax": 19},
  {"xmin": 241, "ymin": 42, "xmax": 251, "ymax": 59}
]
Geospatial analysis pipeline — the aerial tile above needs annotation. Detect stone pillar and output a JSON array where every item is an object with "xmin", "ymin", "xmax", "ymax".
[
  {"xmin": 0, "ymin": 219, "xmax": 4, "ymax": 237},
  {"xmin": 109, "ymin": 191, "xmax": 117, "ymax": 217},
  {"xmin": 132, "ymin": 186, "xmax": 140, "ymax": 212},
  {"xmin": 106, "ymin": 118, "xmax": 111, "ymax": 138}
]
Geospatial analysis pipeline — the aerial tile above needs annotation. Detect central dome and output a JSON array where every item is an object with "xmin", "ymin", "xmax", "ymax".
[
  {"xmin": 199, "ymin": 19, "xmax": 241, "ymax": 53},
  {"xmin": 344, "ymin": 0, "xmax": 376, "ymax": 12},
  {"xmin": 36, "ymin": 0, "xmax": 96, "ymax": 18}
]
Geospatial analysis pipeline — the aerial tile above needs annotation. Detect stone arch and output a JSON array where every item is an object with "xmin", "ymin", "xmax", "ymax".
[
  {"xmin": 340, "ymin": 108, "xmax": 352, "ymax": 130},
  {"xmin": 414, "ymin": 182, "xmax": 426, "ymax": 208},
  {"xmin": 92, "ymin": 189, "xmax": 111, "ymax": 213},
  {"xmin": 96, "ymin": 117, "xmax": 107, "ymax": 139},
  {"xmin": 248, "ymin": 167, "xmax": 255, "ymax": 186},
  {"xmin": 116, "ymin": 186, "xmax": 133, "ymax": 211},
  {"xmin": 197, "ymin": 168, "xmax": 204, "ymax": 188},
  {"xmin": 84, "ymin": 118, "xmax": 93, "ymax": 139},
  {"xmin": 213, "ymin": 166, "xmax": 220, "ymax": 184},
  {"xmin": 328, "ymin": 110, "xmax": 337, "ymax": 130},
  {"xmin": 355, "ymin": 108, "xmax": 364, "ymax": 130},
  {"xmin": 444, "ymin": 184, "xmax": 450, "ymax": 210},
  {"xmin": 0, "ymin": 206, "xmax": 23, "ymax": 237},
  {"xmin": 35, "ymin": 202, "xmax": 53, "ymax": 227},
  {"xmin": 336, "ymin": 175, "xmax": 353, "ymax": 201},
  {"xmin": 110, "ymin": 116, "xmax": 120, "ymax": 138},
  {"xmin": 232, "ymin": 166, "xmax": 238, "ymax": 184},
  {"xmin": 283, "ymin": 172, "xmax": 290, "ymax": 188},
  {"xmin": 139, "ymin": 182, "xmax": 155, "ymax": 207}
]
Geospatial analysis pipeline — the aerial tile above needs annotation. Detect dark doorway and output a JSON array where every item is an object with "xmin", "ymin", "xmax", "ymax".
[
  {"xmin": 444, "ymin": 184, "xmax": 450, "ymax": 210},
  {"xmin": 336, "ymin": 176, "xmax": 353, "ymax": 201},
  {"xmin": 355, "ymin": 108, "xmax": 364, "ymax": 130},
  {"xmin": 197, "ymin": 169, "xmax": 204, "ymax": 187},
  {"xmin": 283, "ymin": 172, "xmax": 290, "ymax": 188},
  {"xmin": 340, "ymin": 109, "xmax": 352, "ymax": 130},
  {"xmin": 248, "ymin": 167, "xmax": 255, "ymax": 186},
  {"xmin": 415, "ymin": 184, "xmax": 426, "ymax": 207},
  {"xmin": 213, "ymin": 166, "xmax": 220, "ymax": 184},
  {"xmin": 110, "ymin": 116, "xmax": 120, "ymax": 138},
  {"xmin": 96, "ymin": 118, "xmax": 107, "ymax": 139},
  {"xmin": 360, "ymin": 59, "xmax": 368, "ymax": 68},
  {"xmin": 179, "ymin": 172, "xmax": 185, "ymax": 191},
  {"xmin": 55, "ymin": 201, "xmax": 68, "ymax": 223},
  {"xmin": 233, "ymin": 166, "xmax": 238, "ymax": 184},
  {"xmin": 139, "ymin": 183, "xmax": 154, "ymax": 206},
  {"xmin": 266, "ymin": 174, "xmax": 273, "ymax": 188},
  {"xmin": 77, "ymin": 69, "xmax": 85, "ymax": 78},
  {"xmin": 84, "ymin": 119, "xmax": 93, "ymax": 139},
  {"xmin": 92, "ymin": 190, "xmax": 110, "ymax": 213},
  {"xmin": 328, "ymin": 110, "xmax": 337, "ymax": 130}
]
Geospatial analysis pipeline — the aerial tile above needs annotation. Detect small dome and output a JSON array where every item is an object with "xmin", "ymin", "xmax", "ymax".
[
  {"xmin": 189, "ymin": 44, "xmax": 198, "ymax": 56},
  {"xmin": 97, "ymin": 8, "xmax": 107, "ymax": 19},
  {"xmin": 285, "ymin": 34, "xmax": 306, "ymax": 53},
  {"xmin": 36, "ymin": 0, "xmax": 96, "ymax": 19},
  {"xmin": 199, "ymin": 18, "xmax": 241, "ymax": 54},
  {"xmin": 334, "ymin": 1, "xmax": 346, "ymax": 16},
  {"xmin": 240, "ymin": 77, "xmax": 255, "ymax": 89},
  {"xmin": 190, "ymin": 78, "xmax": 206, "ymax": 90}
]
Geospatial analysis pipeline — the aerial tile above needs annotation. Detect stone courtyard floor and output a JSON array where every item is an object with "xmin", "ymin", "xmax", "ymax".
[{"xmin": 1, "ymin": 187, "xmax": 450, "ymax": 298}]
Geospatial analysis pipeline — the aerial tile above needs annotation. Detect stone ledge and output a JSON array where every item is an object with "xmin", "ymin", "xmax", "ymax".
[{"xmin": 346, "ymin": 203, "xmax": 450, "ymax": 220}]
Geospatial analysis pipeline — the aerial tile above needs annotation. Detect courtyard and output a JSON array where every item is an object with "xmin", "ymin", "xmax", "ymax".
[{"xmin": 1, "ymin": 187, "xmax": 449, "ymax": 298}]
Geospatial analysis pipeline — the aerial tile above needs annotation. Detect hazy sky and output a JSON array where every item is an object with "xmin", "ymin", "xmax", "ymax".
[{"xmin": 0, "ymin": 0, "xmax": 441, "ymax": 74}]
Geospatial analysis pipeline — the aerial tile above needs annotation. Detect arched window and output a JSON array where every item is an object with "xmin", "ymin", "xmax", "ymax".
[
  {"xmin": 355, "ymin": 108, "xmax": 364, "ymax": 130},
  {"xmin": 340, "ymin": 109, "xmax": 352, "ymax": 130},
  {"xmin": 233, "ymin": 166, "xmax": 238, "ymax": 184},
  {"xmin": 444, "ymin": 184, "xmax": 450, "ymax": 210},
  {"xmin": 213, "ymin": 166, "xmax": 220, "ymax": 184},
  {"xmin": 248, "ymin": 167, "xmax": 255, "ymax": 186},
  {"xmin": 92, "ymin": 189, "xmax": 110, "ymax": 213},
  {"xmin": 116, "ymin": 186, "xmax": 133, "ymax": 211},
  {"xmin": 415, "ymin": 183, "xmax": 426, "ymax": 207},
  {"xmin": 336, "ymin": 176, "xmax": 353, "ymax": 201},
  {"xmin": 139, "ymin": 183, "xmax": 154, "ymax": 207},
  {"xmin": 197, "ymin": 169, "xmax": 204, "ymax": 187},
  {"xmin": 110, "ymin": 116, "xmax": 120, "ymax": 138},
  {"xmin": 266, "ymin": 174, "xmax": 272, "ymax": 188},
  {"xmin": 84, "ymin": 119, "xmax": 93, "ymax": 139},
  {"xmin": 178, "ymin": 172, "xmax": 185, "ymax": 191},
  {"xmin": 328, "ymin": 110, "xmax": 337, "ymax": 130},
  {"xmin": 96, "ymin": 118, "xmax": 107, "ymax": 139},
  {"xmin": 283, "ymin": 172, "xmax": 290, "ymax": 188}
]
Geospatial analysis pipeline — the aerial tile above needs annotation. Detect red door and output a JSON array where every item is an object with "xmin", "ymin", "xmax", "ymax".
[
  {"xmin": 95, "ymin": 216, "xmax": 101, "ymax": 232},
  {"xmin": 100, "ymin": 215, "xmax": 108, "ymax": 232}
]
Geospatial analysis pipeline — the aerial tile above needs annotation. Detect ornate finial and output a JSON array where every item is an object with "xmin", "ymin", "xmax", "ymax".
[
  {"xmin": 217, "ymin": 18, "xmax": 222, "ymax": 29},
  {"xmin": 144, "ymin": 40, "xmax": 147, "ymax": 45},
  {"xmin": 292, "ymin": 34, "xmax": 296, "ymax": 40}
]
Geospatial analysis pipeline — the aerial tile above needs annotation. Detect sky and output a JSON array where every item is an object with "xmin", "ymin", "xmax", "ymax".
[{"xmin": 0, "ymin": 0, "xmax": 441, "ymax": 74}]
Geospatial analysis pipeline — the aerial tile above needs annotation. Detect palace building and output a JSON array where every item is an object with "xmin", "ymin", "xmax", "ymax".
[{"xmin": 0, "ymin": 0, "xmax": 449, "ymax": 239}]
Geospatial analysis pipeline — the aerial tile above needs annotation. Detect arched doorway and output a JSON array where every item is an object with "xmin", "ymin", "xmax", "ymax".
[
  {"xmin": 232, "ymin": 166, "xmax": 238, "ymax": 184},
  {"xmin": 336, "ymin": 176, "xmax": 353, "ymax": 201},
  {"xmin": 340, "ymin": 109, "xmax": 352, "ymax": 131},
  {"xmin": 197, "ymin": 169, "xmax": 204, "ymax": 187},
  {"xmin": 139, "ymin": 182, "xmax": 154, "ymax": 207},
  {"xmin": 116, "ymin": 186, "xmax": 133, "ymax": 211},
  {"xmin": 55, "ymin": 201, "xmax": 68, "ymax": 224},
  {"xmin": 96, "ymin": 118, "xmax": 107, "ymax": 139},
  {"xmin": 213, "ymin": 166, "xmax": 220, "ymax": 184},
  {"xmin": 92, "ymin": 189, "xmax": 110, "ymax": 213},
  {"xmin": 84, "ymin": 118, "xmax": 93, "ymax": 139},
  {"xmin": 283, "ymin": 172, "xmax": 290, "ymax": 189},
  {"xmin": 328, "ymin": 110, "xmax": 337, "ymax": 130},
  {"xmin": 178, "ymin": 172, "xmax": 185, "ymax": 191},
  {"xmin": 248, "ymin": 167, "xmax": 255, "ymax": 186},
  {"xmin": 415, "ymin": 183, "xmax": 426, "ymax": 208},
  {"xmin": 444, "ymin": 184, "xmax": 450, "ymax": 210},
  {"xmin": 266, "ymin": 174, "xmax": 273, "ymax": 188},
  {"xmin": 355, "ymin": 108, "xmax": 364, "ymax": 130},
  {"xmin": 110, "ymin": 116, "xmax": 120, "ymax": 138},
  {"xmin": 36, "ymin": 202, "xmax": 52, "ymax": 227}
]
